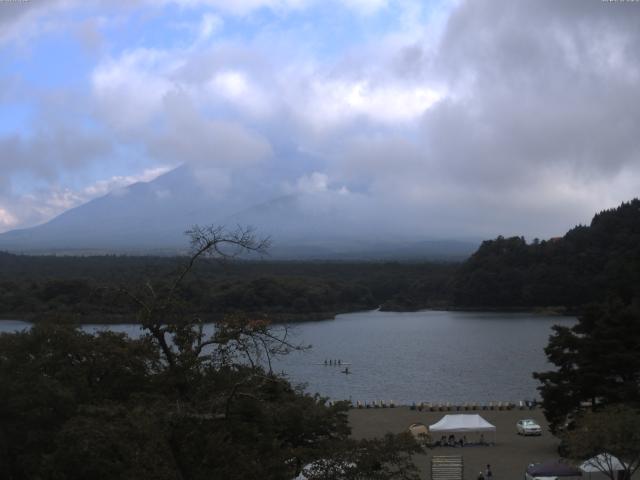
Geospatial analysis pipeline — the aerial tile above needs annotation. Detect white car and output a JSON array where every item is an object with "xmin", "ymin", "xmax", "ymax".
[{"xmin": 517, "ymin": 419, "xmax": 542, "ymax": 436}]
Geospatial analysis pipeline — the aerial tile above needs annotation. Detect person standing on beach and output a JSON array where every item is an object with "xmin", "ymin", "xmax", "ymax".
[{"xmin": 486, "ymin": 464, "xmax": 493, "ymax": 480}]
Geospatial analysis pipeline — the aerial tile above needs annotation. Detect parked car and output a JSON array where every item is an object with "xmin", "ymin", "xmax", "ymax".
[
  {"xmin": 517, "ymin": 419, "xmax": 542, "ymax": 435},
  {"xmin": 525, "ymin": 461, "xmax": 581, "ymax": 480}
]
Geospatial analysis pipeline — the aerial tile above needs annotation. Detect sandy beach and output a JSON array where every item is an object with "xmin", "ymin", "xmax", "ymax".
[{"xmin": 349, "ymin": 406, "xmax": 562, "ymax": 480}]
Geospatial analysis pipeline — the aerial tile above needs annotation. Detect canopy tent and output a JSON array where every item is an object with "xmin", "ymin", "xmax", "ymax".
[
  {"xmin": 409, "ymin": 423, "xmax": 429, "ymax": 437},
  {"xmin": 580, "ymin": 454, "xmax": 626, "ymax": 473},
  {"xmin": 526, "ymin": 462, "xmax": 582, "ymax": 478},
  {"xmin": 429, "ymin": 414, "xmax": 496, "ymax": 444},
  {"xmin": 408, "ymin": 423, "xmax": 430, "ymax": 444},
  {"xmin": 429, "ymin": 414, "xmax": 496, "ymax": 433}
]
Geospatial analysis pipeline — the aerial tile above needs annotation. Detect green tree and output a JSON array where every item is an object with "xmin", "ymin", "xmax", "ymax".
[
  {"xmin": 534, "ymin": 298, "xmax": 640, "ymax": 432},
  {"xmin": 563, "ymin": 405, "xmax": 640, "ymax": 480},
  {"xmin": 0, "ymin": 226, "xmax": 423, "ymax": 479}
]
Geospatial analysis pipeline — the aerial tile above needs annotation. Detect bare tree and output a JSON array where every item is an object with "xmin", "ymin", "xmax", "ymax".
[{"xmin": 121, "ymin": 225, "xmax": 302, "ymax": 382}]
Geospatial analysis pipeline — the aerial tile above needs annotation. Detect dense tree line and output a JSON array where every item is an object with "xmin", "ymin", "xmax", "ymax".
[
  {"xmin": 0, "ymin": 226, "xmax": 422, "ymax": 479},
  {"xmin": 0, "ymin": 254, "xmax": 455, "ymax": 322},
  {"xmin": 453, "ymin": 199, "xmax": 640, "ymax": 310},
  {"xmin": 3, "ymin": 199, "xmax": 640, "ymax": 322}
]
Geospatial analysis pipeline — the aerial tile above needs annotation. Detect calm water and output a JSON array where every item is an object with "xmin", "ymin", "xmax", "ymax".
[{"xmin": 0, "ymin": 310, "xmax": 574, "ymax": 405}]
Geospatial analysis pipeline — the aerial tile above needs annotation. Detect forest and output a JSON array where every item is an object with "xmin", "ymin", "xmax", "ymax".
[
  {"xmin": 0, "ymin": 253, "xmax": 455, "ymax": 323},
  {"xmin": 0, "ymin": 228, "xmax": 423, "ymax": 479},
  {"xmin": 452, "ymin": 199, "xmax": 640, "ymax": 310},
  {"xmin": 1, "ymin": 199, "xmax": 639, "ymax": 322},
  {"xmin": 2, "ymin": 201, "xmax": 640, "ymax": 477}
]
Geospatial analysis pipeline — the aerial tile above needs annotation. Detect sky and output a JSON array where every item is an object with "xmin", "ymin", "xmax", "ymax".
[{"xmin": 0, "ymin": 0, "xmax": 639, "ymax": 239}]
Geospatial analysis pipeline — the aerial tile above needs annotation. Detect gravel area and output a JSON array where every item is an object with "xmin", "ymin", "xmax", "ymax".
[{"xmin": 349, "ymin": 406, "xmax": 563, "ymax": 480}]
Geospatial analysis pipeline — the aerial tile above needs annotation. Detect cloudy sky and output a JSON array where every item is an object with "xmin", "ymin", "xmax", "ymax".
[{"xmin": 1, "ymin": 0, "xmax": 639, "ymax": 239}]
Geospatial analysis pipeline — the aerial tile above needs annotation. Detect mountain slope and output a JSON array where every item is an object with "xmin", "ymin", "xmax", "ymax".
[{"xmin": 0, "ymin": 165, "xmax": 479, "ymax": 259}]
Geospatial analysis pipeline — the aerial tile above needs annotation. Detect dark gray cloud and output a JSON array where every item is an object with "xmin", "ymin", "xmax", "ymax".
[
  {"xmin": 431, "ymin": 0, "xmax": 640, "ymax": 179},
  {"xmin": 333, "ymin": 0, "xmax": 640, "ymax": 237}
]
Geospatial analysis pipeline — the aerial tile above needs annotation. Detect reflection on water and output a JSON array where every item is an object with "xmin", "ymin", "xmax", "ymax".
[{"xmin": 0, "ymin": 309, "xmax": 574, "ymax": 405}]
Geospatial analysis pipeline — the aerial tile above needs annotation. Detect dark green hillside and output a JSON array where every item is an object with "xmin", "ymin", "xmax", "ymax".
[
  {"xmin": 0, "ymin": 254, "xmax": 455, "ymax": 322},
  {"xmin": 453, "ymin": 199, "xmax": 640, "ymax": 310}
]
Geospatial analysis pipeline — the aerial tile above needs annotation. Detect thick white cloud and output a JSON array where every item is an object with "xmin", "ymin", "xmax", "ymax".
[
  {"xmin": 2, "ymin": 0, "xmax": 640, "ymax": 240},
  {"xmin": 0, "ymin": 166, "xmax": 171, "ymax": 232},
  {"xmin": 303, "ymin": 79, "xmax": 442, "ymax": 127},
  {"xmin": 92, "ymin": 49, "xmax": 178, "ymax": 131},
  {"xmin": 147, "ymin": 90, "xmax": 273, "ymax": 167},
  {"xmin": 0, "ymin": 207, "xmax": 17, "ymax": 230}
]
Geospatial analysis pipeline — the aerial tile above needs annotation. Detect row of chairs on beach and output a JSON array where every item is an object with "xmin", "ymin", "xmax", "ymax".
[
  {"xmin": 408, "ymin": 400, "xmax": 537, "ymax": 411},
  {"xmin": 335, "ymin": 399, "xmax": 538, "ymax": 410},
  {"xmin": 325, "ymin": 400, "xmax": 396, "ymax": 408},
  {"xmin": 354, "ymin": 400, "xmax": 396, "ymax": 409}
]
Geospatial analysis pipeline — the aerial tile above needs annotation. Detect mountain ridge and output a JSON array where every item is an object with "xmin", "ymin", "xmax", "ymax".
[{"xmin": 0, "ymin": 165, "xmax": 480, "ymax": 260}]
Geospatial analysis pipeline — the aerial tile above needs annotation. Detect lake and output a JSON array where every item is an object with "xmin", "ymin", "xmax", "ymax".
[{"xmin": 0, "ymin": 310, "xmax": 574, "ymax": 405}]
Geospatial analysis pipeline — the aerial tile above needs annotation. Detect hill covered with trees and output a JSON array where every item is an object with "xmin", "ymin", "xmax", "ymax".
[
  {"xmin": 453, "ymin": 199, "xmax": 640, "ymax": 311},
  {"xmin": 0, "ymin": 253, "xmax": 455, "ymax": 323}
]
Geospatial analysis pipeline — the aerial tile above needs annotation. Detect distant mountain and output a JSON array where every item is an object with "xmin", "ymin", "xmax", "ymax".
[{"xmin": 0, "ymin": 165, "xmax": 479, "ymax": 259}]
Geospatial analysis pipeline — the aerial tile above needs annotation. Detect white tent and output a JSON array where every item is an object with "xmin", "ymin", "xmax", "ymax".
[
  {"xmin": 429, "ymin": 414, "xmax": 496, "ymax": 444},
  {"xmin": 580, "ymin": 453, "xmax": 626, "ymax": 474},
  {"xmin": 429, "ymin": 414, "xmax": 496, "ymax": 433}
]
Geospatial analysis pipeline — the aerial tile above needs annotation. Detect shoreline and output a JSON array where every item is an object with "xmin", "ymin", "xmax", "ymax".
[{"xmin": 0, "ymin": 304, "xmax": 576, "ymax": 326}]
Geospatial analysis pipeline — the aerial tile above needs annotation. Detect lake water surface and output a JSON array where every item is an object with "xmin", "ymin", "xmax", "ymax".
[{"xmin": 0, "ymin": 310, "xmax": 574, "ymax": 405}]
